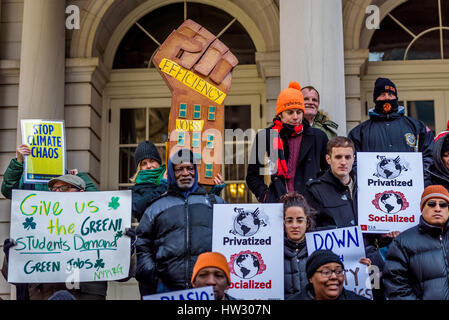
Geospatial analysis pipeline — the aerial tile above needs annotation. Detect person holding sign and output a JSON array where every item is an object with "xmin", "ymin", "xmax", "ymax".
[
  {"xmin": 191, "ymin": 252, "xmax": 236, "ymax": 300},
  {"xmin": 2, "ymin": 174, "xmax": 107, "ymax": 300},
  {"xmin": 1, "ymin": 144, "xmax": 98, "ymax": 199},
  {"xmin": 383, "ymin": 185, "xmax": 449, "ymax": 300},
  {"xmin": 348, "ymin": 77, "xmax": 434, "ymax": 172},
  {"xmin": 135, "ymin": 149, "xmax": 226, "ymax": 297},
  {"xmin": 246, "ymin": 81, "xmax": 328, "ymax": 203},
  {"xmin": 281, "ymin": 192, "xmax": 316, "ymax": 299},
  {"xmin": 287, "ymin": 249, "xmax": 368, "ymax": 300}
]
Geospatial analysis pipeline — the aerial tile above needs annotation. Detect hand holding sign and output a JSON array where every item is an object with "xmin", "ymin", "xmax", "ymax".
[{"xmin": 16, "ymin": 144, "xmax": 31, "ymax": 163}]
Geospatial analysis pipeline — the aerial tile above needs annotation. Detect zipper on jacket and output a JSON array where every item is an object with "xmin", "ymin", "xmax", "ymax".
[{"xmin": 184, "ymin": 197, "xmax": 190, "ymax": 288}]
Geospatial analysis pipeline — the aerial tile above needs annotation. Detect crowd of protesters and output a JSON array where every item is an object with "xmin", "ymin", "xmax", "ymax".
[{"xmin": 2, "ymin": 77, "xmax": 449, "ymax": 301}]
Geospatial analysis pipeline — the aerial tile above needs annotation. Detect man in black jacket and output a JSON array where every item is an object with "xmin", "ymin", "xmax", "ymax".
[
  {"xmin": 348, "ymin": 77, "xmax": 434, "ymax": 172},
  {"xmin": 246, "ymin": 81, "xmax": 328, "ymax": 203},
  {"xmin": 135, "ymin": 149, "xmax": 226, "ymax": 297},
  {"xmin": 383, "ymin": 185, "xmax": 449, "ymax": 300}
]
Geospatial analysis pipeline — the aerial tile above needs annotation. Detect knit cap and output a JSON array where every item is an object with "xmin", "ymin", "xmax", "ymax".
[
  {"xmin": 134, "ymin": 140, "xmax": 162, "ymax": 167},
  {"xmin": 420, "ymin": 185, "xmax": 449, "ymax": 211},
  {"xmin": 373, "ymin": 77, "xmax": 398, "ymax": 102},
  {"xmin": 276, "ymin": 81, "xmax": 305, "ymax": 116},
  {"xmin": 306, "ymin": 249, "xmax": 344, "ymax": 280},
  {"xmin": 191, "ymin": 252, "xmax": 231, "ymax": 285}
]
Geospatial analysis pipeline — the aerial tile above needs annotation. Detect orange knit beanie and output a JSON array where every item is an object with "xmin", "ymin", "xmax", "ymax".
[
  {"xmin": 420, "ymin": 185, "xmax": 449, "ymax": 211},
  {"xmin": 191, "ymin": 252, "xmax": 231, "ymax": 284},
  {"xmin": 276, "ymin": 81, "xmax": 305, "ymax": 116}
]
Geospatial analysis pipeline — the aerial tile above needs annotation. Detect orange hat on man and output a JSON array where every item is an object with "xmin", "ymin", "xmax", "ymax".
[
  {"xmin": 191, "ymin": 252, "xmax": 231, "ymax": 284},
  {"xmin": 276, "ymin": 81, "xmax": 305, "ymax": 116}
]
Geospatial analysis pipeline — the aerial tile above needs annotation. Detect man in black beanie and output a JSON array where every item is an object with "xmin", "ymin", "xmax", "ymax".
[
  {"xmin": 348, "ymin": 77, "xmax": 434, "ymax": 172},
  {"xmin": 287, "ymin": 250, "xmax": 368, "ymax": 300}
]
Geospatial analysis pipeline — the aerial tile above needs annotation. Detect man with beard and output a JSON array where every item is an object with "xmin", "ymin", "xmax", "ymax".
[
  {"xmin": 135, "ymin": 149, "xmax": 226, "ymax": 298},
  {"xmin": 348, "ymin": 77, "xmax": 434, "ymax": 172}
]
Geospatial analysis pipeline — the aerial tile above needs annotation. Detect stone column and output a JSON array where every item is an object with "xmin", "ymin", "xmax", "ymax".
[
  {"xmin": 280, "ymin": 0, "xmax": 347, "ymax": 135},
  {"xmin": 17, "ymin": 0, "xmax": 65, "ymax": 141}
]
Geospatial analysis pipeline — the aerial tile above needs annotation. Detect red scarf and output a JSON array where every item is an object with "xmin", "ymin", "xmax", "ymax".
[{"xmin": 271, "ymin": 119, "xmax": 303, "ymax": 179}]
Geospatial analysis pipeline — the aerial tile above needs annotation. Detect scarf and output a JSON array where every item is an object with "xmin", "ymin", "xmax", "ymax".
[
  {"xmin": 374, "ymin": 98, "xmax": 399, "ymax": 115},
  {"xmin": 136, "ymin": 165, "xmax": 166, "ymax": 185},
  {"xmin": 271, "ymin": 119, "xmax": 303, "ymax": 179}
]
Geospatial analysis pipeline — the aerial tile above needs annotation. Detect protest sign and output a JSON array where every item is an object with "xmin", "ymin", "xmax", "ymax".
[
  {"xmin": 8, "ymin": 190, "xmax": 131, "ymax": 283},
  {"xmin": 212, "ymin": 203, "xmax": 284, "ymax": 300},
  {"xmin": 357, "ymin": 152, "xmax": 424, "ymax": 233},
  {"xmin": 305, "ymin": 226, "xmax": 372, "ymax": 299},
  {"xmin": 143, "ymin": 286, "xmax": 215, "ymax": 300},
  {"xmin": 21, "ymin": 119, "xmax": 66, "ymax": 183}
]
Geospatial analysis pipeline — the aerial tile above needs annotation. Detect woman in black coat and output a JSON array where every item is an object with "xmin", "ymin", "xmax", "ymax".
[
  {"xmin": 281, "ymin": 192, "xmax": 316, "ymax": 299},
  {"xmin": 425, "ymin": 130, "xmax": 449, "ymax": 190}
]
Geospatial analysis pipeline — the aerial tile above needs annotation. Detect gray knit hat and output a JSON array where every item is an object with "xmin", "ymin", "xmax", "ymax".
[{"xmin": 134, "ymin": 140, "xmax": 162, "ymax": 167}]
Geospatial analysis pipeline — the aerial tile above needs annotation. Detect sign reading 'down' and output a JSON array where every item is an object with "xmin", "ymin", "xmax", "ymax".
[
  {"xmin": 357, "ymin": 152, "xmax": 424, "ymax": 233},
  {"xmin": 21, "ymin": 119, "xmax": 66, "ymax": 184},
  {"xmin": 305, "ymin": 226, "xmax": 373, "ymax": 300},
  {"xmin": 212, "ymin": 204, "xmax": 284, "ymax": 300},
  {"xmin": 143, "ymin": 286, "xmax": 215, "ymax": 300},
  {"xmin": 8, "ymin": 190, "xmax": 131, "ymax": 283}
]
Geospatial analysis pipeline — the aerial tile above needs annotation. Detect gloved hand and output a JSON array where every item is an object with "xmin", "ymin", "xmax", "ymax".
[
  {"xmin": 125, "ymin": 228, "xmax": 137, "ymax": 253},
  {"xmin": 3, "ymin": 238, "xmax": 17, "ymax": 261}
]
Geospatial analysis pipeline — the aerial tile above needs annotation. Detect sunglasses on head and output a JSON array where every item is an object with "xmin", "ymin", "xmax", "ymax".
[{"xmin": 426, "ymin": 201, "xmax": 449, "ymax": 208}]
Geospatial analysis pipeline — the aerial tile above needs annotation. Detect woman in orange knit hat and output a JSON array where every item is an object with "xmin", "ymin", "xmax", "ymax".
[{"xmin": 246, "ymin": 81, "xmax": 329, "ymax": 203}]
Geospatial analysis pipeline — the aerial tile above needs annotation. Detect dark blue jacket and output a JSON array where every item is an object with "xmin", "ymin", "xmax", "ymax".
[
  {"xmin": 348, "ymin": 106, "xmax": 434, "ymax": 172},
  {"xmin": 383, "ymin": 216, "xmax": 449, "ymax": 300},
  {"xmin": 284, "ymin": 237, "xmax": 308, "ymax": 299}
]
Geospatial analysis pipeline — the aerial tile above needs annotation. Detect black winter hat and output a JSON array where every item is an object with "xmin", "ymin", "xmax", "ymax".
[
  {"xmin": 373, "ymin": 77, "xmax": 398, "ymax": 102},
  {"xmin": 134, "ymin": 140, "xmax": 162, "ymax": 167},
  {"xmin": 306, "ymin": 249, "xmax": 344, "ymax": 280}
]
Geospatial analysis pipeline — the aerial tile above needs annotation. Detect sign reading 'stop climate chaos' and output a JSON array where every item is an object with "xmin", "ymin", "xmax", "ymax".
[
  {"xmin": 357, "ymin": 152, "xmax": 424, "ymax": 233},
  {"xmin": 212, "ymin": 204, "xmax": 284, "ymax": 300},
  {"xmin": 8, "ymin": 190, "xmax": 131, "ymax": 283},
  {"xmin": 21, "ymin": 119, "xmax": 66, "ymax": 183}
]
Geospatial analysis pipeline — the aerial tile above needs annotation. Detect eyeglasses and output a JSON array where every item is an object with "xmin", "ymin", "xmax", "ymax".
[
  {"xmin": 51, "ymin": 185, "xmax": 79, "ymax": 192},
  {"xmin": 315, "ymin": 268, "xmax": 345, "ymax": 278},
  {"xmin": 426, "ymin": 201, "xmax": 449, "ymax": 208}
]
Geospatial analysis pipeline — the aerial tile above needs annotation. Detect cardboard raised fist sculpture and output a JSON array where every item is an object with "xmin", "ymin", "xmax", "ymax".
[{"xmin": 153, "ymin": 19, "xmax": 238, "ymax": 185}]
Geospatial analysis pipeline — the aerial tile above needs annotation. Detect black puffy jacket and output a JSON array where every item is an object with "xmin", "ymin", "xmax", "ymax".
[
  {"xmin": 383, "ymin": 216, "xmax": 449, "ymax": 300},
  {"xmin": 135, "ymin": 185, "xmax": 226, "ymax": 295},
  {"xmin": 246, "ymin": 120, "xmax": 328, "ymax": 202},
  {"xmin": 348, "ymin": 106, "xmax": 434, "ymax": 172},
  {"xmin": 284, "ymin": 237, "xmax": 308, "ymax": 299}
]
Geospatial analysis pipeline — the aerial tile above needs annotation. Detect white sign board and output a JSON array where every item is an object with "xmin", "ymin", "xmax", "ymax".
[
  {"xmin": 8, "ymin": 190, "xmax": 131, "ymax": 283},
  {"xmin": 143, "ymin": 286, "xmax": 215, "ymax": 300},
  {"xmin": 305, "ymin": 226, "xmax": 372, "ymax": 300},
  {"xmin": 357, "ymin": 152, "xmax": 424, "ymax": 233},
  {"xmin": 212, "ymin": 203, "xmax": 284, "ymax": 300}
]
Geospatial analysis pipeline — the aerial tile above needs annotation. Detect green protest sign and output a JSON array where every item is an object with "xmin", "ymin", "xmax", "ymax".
[{"xmin": 8, "ymin": 190, "xmax": 132, "ymax": 283}]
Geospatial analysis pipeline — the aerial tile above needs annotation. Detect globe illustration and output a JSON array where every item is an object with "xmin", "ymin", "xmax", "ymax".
[
  {"xmin": 377, "ymin": 158, "xmax": 402, "ymax": 179},
  {"xmin": 379, "ymin": 193, "xmax": 403, "ymax": 214},
  {"xmin": 233, "ymin": 253, "xmax": 259, "ymax": 279},
  {"xmin": 233, "ymin": 211, "xmax": 260, "ymax": 237}
]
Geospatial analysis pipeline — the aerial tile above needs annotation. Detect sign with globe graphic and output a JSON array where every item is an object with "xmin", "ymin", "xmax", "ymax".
[
  {"xmin": 356, "ymin": 152, "xmax": 423, "ymax": 234},
  {"xmin": 212, "ymin": 203, "xmax": 284, "ymax": 299}
]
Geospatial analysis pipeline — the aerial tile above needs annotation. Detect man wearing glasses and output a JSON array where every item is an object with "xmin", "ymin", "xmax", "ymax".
[
  {"xmin": 383, "ymin": 185, "xmax": 449, "ymax": 300},
  {"xmin": 287, "ymin": 249, "xmax": 368, "ymax": 300},
  {"xmin": 135, "ymin": 149, "xmax": 226, "ymax": 298}
]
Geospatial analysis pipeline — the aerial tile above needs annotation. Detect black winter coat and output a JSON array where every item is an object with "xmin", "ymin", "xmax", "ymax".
[
  {"xmin": 135, "ymin": 185, "xmax": 226, "ymax": 296},
  {"xmin": 287, "ymin": 283, "xmax": 369, "ymax": 300},
  {"xmin": 131, "ymin": 181, "xmax": 168, "ymax": 222},
  {"xmin": 424, "ymin": 134, "xmax": 449, "ymax": 190},
  {"xmin": 246, "ymin": 120, "xmax": 328, "ymax": 203},
  {"xmin": 304, "ymin": 170, "xmax": 357, "ymax": 228},
  {"xmin": 383, "ymin": 216, "xmax": 449, "ymax": 300},
  {"xmin": 348, "ymin": 106, "xmax": 434, "ymax": 172},
  {"xmin": 284, "ymin": 237, "xmax": 308, "ymax": 299}
]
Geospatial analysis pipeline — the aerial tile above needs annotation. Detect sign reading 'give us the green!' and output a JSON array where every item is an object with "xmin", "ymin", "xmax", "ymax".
[{"xmin": 8, "ymin": 190, "xmax": 131, "ymax": 283}]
